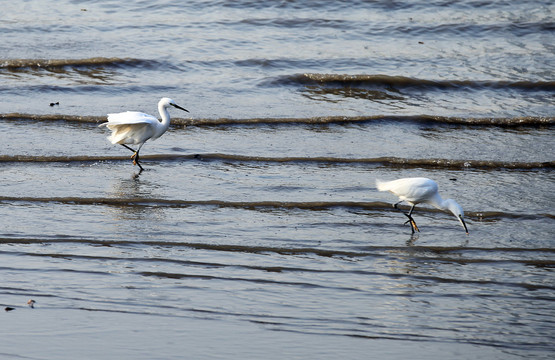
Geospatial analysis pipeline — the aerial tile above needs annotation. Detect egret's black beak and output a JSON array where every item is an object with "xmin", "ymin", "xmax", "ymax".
[
  {"xmin": 459, "ymin": 215, "xmax": 469, "ymax": 235},
  {"xmin": 171, "ymin": 103, "xmax": 189, "ymax": 112}
]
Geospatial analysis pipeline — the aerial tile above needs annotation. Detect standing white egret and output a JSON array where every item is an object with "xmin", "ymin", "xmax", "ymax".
[
  {"xmin": 376, "ymin": 177, "xmax": 468, "ymax": 234},
  {"xmin": 99, "ymin": 97, "xmax": 188, "ymax": 171}
]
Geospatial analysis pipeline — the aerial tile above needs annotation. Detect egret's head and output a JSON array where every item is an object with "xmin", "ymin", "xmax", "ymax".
[
  {"xmin": 159, "ymin": 97, "xmax": 189, "ymax": 112},
  {"xmin": 445, "ymin": 199, "xmax": 468, "ymax": 234}
]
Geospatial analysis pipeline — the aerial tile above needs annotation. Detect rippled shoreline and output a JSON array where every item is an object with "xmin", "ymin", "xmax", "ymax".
[
  {"xmin": 0, "ymin": 153, "xmax": 553, "ymax": 171},
  {"xmin": 3, "ymin": 112, "xmax": 555, "ymax": 126}
]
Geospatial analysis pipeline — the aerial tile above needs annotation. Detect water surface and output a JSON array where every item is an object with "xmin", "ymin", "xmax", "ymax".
[{"xmin": 1, "ymin": 1, "xmax": 554, "ymax": 359}]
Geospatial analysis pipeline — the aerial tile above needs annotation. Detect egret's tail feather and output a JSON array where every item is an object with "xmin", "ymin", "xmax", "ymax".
[{"xmin": 375, "ymin": 179, "xmax": 388, "ymax": 191}]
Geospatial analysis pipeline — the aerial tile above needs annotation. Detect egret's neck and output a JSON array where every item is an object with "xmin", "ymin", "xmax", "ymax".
[
  {"xmin": 158, "ymin": 104, "xmax": 172, "ymax": 129},
  {"xmin": 429, "ymin": 194, "xmax": 462, "ymax": 220},
  {"xmin": 428, "ymin": 192, "xmax": 448, "ymax": 210}
]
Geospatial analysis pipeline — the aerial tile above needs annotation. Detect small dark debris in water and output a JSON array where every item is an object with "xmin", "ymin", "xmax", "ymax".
[
  {"xmin": 49, "ymin": 102, "xmax": 59, "ymax": 107},
  {"xmin": 5, "ymin": 307, "xmax": 15, "ymax": 312},
  {"xmin": 418, "ymin": 41, "xmax": 424, "ymax": 44},
  {"xmin": 449, "ymin": 178, "xmax": 457, "ymax": 181},
  {"xmin": 81, "ymin": 8, "xmax": 87, "ymax": 11},
  {"xmin": 27, "ymin": 300, "xmax": 35, "ymax": 308}
]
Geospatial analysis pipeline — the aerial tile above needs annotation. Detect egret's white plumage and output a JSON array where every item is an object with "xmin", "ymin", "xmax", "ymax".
[
  {"xmin": 376, "ymin": 177, "xmax": 468, "ymax": 234},
  {"xmin": 100, "ymin": 97, "xmax": 188, "ymax": 170}
]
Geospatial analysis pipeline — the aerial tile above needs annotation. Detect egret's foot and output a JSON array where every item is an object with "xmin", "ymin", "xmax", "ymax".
[
  {"xmin": 403, "ymin": 215, "xmax": 420, "ymax": 233},
  {"xmin": 131, "ymin": 152, "xmax": 142, "ymax": 168},
  {"xmin": 410, "ymin": 219, "xmax": 420, "ymax": 233},
  {"xmin": 133, "ymin": 157, "xmax": 144, "ymax": 169},
  {"xmin": 393, "ymin": 203, "xmax": 419, "ymax": 233},
  {"xmin": 134, "ymin": 161, "xmax": 144, "ymax": 171}
]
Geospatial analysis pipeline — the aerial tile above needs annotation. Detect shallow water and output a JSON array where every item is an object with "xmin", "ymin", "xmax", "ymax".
[{"xmin": 1, "ymin": 1, "xmax": 554, "ymax": 359}]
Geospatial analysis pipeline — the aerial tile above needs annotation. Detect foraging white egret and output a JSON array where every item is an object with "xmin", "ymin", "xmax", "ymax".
[
  {"xmin": 376, "ymin": 177, "xmax": 468, "ymax": 234},
  {"xmin": 99, "ymin": 97, "xmax": 188, "ymax": 171}
]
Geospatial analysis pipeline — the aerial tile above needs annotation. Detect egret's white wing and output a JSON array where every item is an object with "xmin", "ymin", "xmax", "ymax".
[
  {"xmin": 104, "ymin": 111, "xmax": 159, "ymax": 125},
  {"xmin": 377, "ymin": 177, "xmax": 438, "ymax": 203},
  {"xmin": 100, "ymin": 111, "xmax": 160, "ymax": 145},
  {"xmin": 400, "ymin": 178, "xmax": 438, "ymax": 203},
  {"xmin": 105, "ymin": 123, "xmax": 156, "ymax": 145}
]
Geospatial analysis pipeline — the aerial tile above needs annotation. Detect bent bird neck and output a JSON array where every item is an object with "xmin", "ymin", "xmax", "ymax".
[
  {"xmin": 158, "ymin": 105, "xmax": 171, "ymax": 128},
  {"xmin": 429, "ymin": 192, "xmax": 447, "ymax": 210}
]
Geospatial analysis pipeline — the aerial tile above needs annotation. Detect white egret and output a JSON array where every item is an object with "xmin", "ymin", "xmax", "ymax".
[
  {"xmin": 99, "ymin": 97, "xmax": 188, "ymax": 171},
  {"xmin": 376, "ymin": 177, "xmax": 468, "ymax": 234}
]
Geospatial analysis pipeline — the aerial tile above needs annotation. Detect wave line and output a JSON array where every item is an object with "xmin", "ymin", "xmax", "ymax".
[
  {"xmin": 1, "ymin": 237, "xmax": 555, "ymax": 256},
  {"xmin": 0, "ymin": 196, "xmax": 552, "ymax": 220},
  {"xmin": 0, "ymin": 153, "xmax": 552, "ymax": 170},
  {"xmin": 0, "ymin": 57, "xmax": 154, "ymax": 71},
  {"xmin": 271, "ymin": 73, "xmax": 555, "ymax": 91},
  {"xmin": 2, "ymin": 113, "xmax": 553, "ymax": 127}
]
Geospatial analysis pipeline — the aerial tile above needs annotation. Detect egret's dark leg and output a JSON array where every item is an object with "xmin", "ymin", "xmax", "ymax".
[
  {"xmin": 133, "ymin": 143, "xmax": 146, "ymax": 170},
  {"xmin": 394, "ymin": 202, "xmax": 420, "ymax": 233},
  {"xmin": 128, "ymin": 148, "xmax": 143, "ymax": 170},
  {"xmin": 133, "ymin": 151, "xmax": 144, "ymax": 171},
  {"xmin": 121, "ymin": 144, "xmax": 136, "ymax": 153},
  {"xmin": 121, "ymin": 144, "xmax": 139, "ymax": 163},
  {"xmin": 120, "ymin": 144, "xmax": 144, "ymax": 170},
  {"xmin": 405, "ymin": 204, "xmax": 420, "ymax": 233}
]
